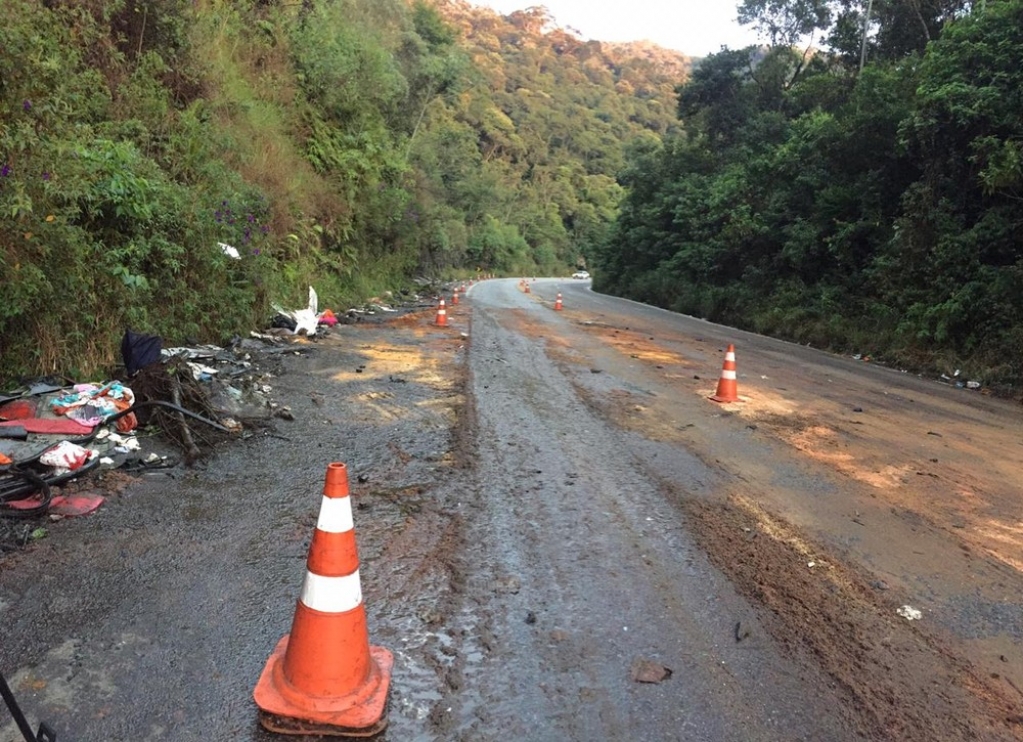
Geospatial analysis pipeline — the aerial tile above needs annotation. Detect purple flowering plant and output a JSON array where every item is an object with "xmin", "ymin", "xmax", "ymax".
[{"xmin": 211, "ymin": 193, "xmax": 272, "ymax": 256}]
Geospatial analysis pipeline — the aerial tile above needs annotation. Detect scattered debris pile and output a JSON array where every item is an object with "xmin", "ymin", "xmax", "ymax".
[
  {"xmin": 270, "ymin": 284, "xmax": 440, "ymax": 329},
  {"xmin": 0, "ymin": 331, "xmax": 300, "ymax": 537},
  {"xmin": 0, "ymin": 282, "xmax": 443, "ymax": 549},
  {"xmin": 132, "ymin": 342, "xmax": 273, "ymax": 463}
]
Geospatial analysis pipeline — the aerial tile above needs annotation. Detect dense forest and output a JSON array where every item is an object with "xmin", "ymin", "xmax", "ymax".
[
  {"xmin": 0, "ymin": 0, "xmax": 687, "ymax": 382},
  {"xmin": 3, "ymin": 0, "xmax": 1022, "ymax": 390},
  {"xmin": 595, "ymin": 0, "xmax": 1023, "ymax": 388}
]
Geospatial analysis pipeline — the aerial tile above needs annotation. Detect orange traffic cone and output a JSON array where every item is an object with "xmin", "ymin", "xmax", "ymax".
[
  {"xmin": 451, "ymin": 291, "xmax": 459, "ymax": 306},
  {"xmin": 253, "ymin": 463, "xmax": 393, "ymax": 737},
  {"xmin": 435, "ymin": 297, "xmax": 447, "ymax": 327},
  {"xmin": 554, "ymin": 293, "xmax": 562, "ymax": 311},
  {"xmin": 710, "ymin": 344, "xmax": 739, "ymax": 403},
  {"xmin": 524, "ymin": 282, "xmax": 531, "ymax": 294}
]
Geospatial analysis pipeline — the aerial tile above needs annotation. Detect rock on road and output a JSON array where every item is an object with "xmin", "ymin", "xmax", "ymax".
[{"xmin": 1, "ymin": 277, "xmax": 1021, "ymax": 741}]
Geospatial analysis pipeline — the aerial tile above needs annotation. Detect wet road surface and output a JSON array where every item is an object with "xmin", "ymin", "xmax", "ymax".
[
  {"xmin": 429, "ymin": 291, "xmax": 856, "ymax": 740},
  {"xmin": 1, "ymin": 277, "xmax": 1021, "ymax": 741}
]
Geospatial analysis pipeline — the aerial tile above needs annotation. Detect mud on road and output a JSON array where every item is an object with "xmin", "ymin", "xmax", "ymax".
[
  {"xmin": 2, "ymin": 279, "xmax": 1022, "ymax": 741},
  {"xmin": 540, "ymin": 281, "xmax": 1023, "ymax": 741},
  {"xmin": 0, "ymin": 307, "xmax": 478, "ymax": 741}
]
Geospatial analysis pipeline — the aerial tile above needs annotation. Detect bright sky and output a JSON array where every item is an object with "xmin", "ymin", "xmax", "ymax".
[{"xmin": 476, "ymin": 1, "xmax": 763, "ymax": 57}]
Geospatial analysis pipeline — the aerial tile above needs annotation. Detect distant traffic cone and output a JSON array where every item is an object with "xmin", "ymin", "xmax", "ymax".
[
  {"xmin": 709, "ymin": 344, "xmax": 739, "ymax": 403},
  {"xmin": 253, "ymin": 463, "xmax": 393, "ymax": 737},
  {"xmin": 451, "ymin": 290, "xmax": 459, "ymax": 305},
  {"xmin": 435, "ymin": 297, "xmax": 447, "ymax": 327},
  {"xmin": 554, "ymin": 293, "xmax": 562, "ymax": 311},
  {"xmin": 524, "ymin": 281, "xmax": 531, "ymax": 294}
]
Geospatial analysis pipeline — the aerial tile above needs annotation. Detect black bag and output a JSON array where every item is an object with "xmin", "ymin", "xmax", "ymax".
[{"xmin": 121, "ymin": 328, "xmax": 163, "ymax": 376}]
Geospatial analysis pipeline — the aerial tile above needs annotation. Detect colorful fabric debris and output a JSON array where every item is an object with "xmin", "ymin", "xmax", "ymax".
[{"xmin": 50, "ymin": 382, "xmax": 137, "ymax": 432}]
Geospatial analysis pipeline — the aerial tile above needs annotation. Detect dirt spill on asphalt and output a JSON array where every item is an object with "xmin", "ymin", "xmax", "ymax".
[
  {"xmin": 568, "ymin": 314, "xmax": 1023, "ymax": 578},
  {"xmin": 676, "ymin": 491, "xmax": 1021, "ymax": 741},
  {"xmin": 347, "ymin": 309, "xmax": 486, "ymax": 739},
  {"xmin": 0, "ymin": 303, "xmax": 482, "ymax": 741},
  {"xmin": 537, "ymin": 311, "xmax": 1023, "ymax": 739},
  {"xmin": 247, "ymin": 310, "xmax": 480, "ymax": 740},
  {"xmin": 742, "ymin": 407, "xmax": 915, "ymax": 490},
  {"xmin": 728, "ymin": 390, "xmax": 1023, "ymax": 578},
  {"xmin": 574, "ymin": 320, "xmax": 693, "ymax": 368},
  {"xmin": 5, "ymin": 289, "xmax": 1022, "ymax": 740}
]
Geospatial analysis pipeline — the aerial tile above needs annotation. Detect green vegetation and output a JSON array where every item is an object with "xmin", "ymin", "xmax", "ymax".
[
  {"xmin": 594, "ymin": 0, "xmax": 1023, "ymax": 388},
  {"xmin": 0, "ymin": 0, "xmax": 686, "ymax": 383},
  {"xmin": 6, "ymin": 0, "xmax": 1019, "ymax": 390}
]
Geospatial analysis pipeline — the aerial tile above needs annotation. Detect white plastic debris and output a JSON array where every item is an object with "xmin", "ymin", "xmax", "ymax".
[
  {"xmin": 807, "ymin": 561, "xmax": 816, "ymax": 568},
  {"xmin": 897, "ymin": 605, "xmax": 922, "ymax": 620},
  {"xmin": 39, "ymin": 441, "xmax": 94, "ymax": 472},
  {"xmin": 218, "ymin": 242, "xmax": 241, "ymax": 259},
  {"xmin": 966, "ymin": 381, "xmax": 981, "ymax": 389},
  {"xmin": 272, "ymin": 286, "xmax": 319, "ymax": 336},
  {"xmin": 161, "ymin": 345, "xmax": 221, "ymax": 360},
  {"xmin": 185, "ymin": 361, "xmax": 219, "ymax": 380}
]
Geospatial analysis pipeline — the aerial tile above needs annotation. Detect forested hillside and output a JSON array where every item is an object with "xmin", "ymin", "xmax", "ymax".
[
  {"xmin": 7, "ymin": 0, "xmax": 1017, "ymax": 389},
  {"xmin": 594, "ymin": 0, "xmax": 1023, "ymax": 388},
  {"xmin": 0, "ymin": 0, "xmax": 687, "ymax": 383}
]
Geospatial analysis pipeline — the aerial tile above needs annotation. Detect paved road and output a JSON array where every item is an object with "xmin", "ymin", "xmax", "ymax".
[
  {"xmin": 1, "ymin": 277, "xmax": 1020, "ymax": 740},
  {"xmin": 430, "ymin": 279, "xmax": 856, "ymax": 740},
  {"xmin": 498, "ymin": 277, "xmax": 1023, "ymax": 740}
]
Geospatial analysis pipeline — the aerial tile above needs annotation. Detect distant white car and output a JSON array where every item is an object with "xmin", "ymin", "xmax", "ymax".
[{"xmin": 572, "ymin": 271, "xmax": 590, "ymax": 280}]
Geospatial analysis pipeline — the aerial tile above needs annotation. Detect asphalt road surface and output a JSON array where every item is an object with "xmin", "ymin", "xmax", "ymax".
[{"xmin": 1, "ymin": 277, "xmax": 1021, "ymax": 741}]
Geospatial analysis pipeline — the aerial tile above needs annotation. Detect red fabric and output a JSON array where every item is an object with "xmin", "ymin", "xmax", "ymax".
[
  {"xmin": 0, "ymin": 399, "xmax": 37, "ymax": 421},
  {"xmin": 5, "ymin": 495, "xmax": 105, "ymax": 516},
  {"xmin": 0, "ymin": 418, "xmax": 95, "ymax": 435},
  {"xmin": 115, "ymin": 412, "xmax": 138, "ymax": 433},
  {"xmin": 111, "ymin": 398, "xmax": 137, "ymax": 432},
  {"xmin": 51, "ymin": 495, "xmax": 105, "ymax": 516},
  {"xmin": 3, "ymin": 496, "xmax": 45, "ymax": 510}
]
